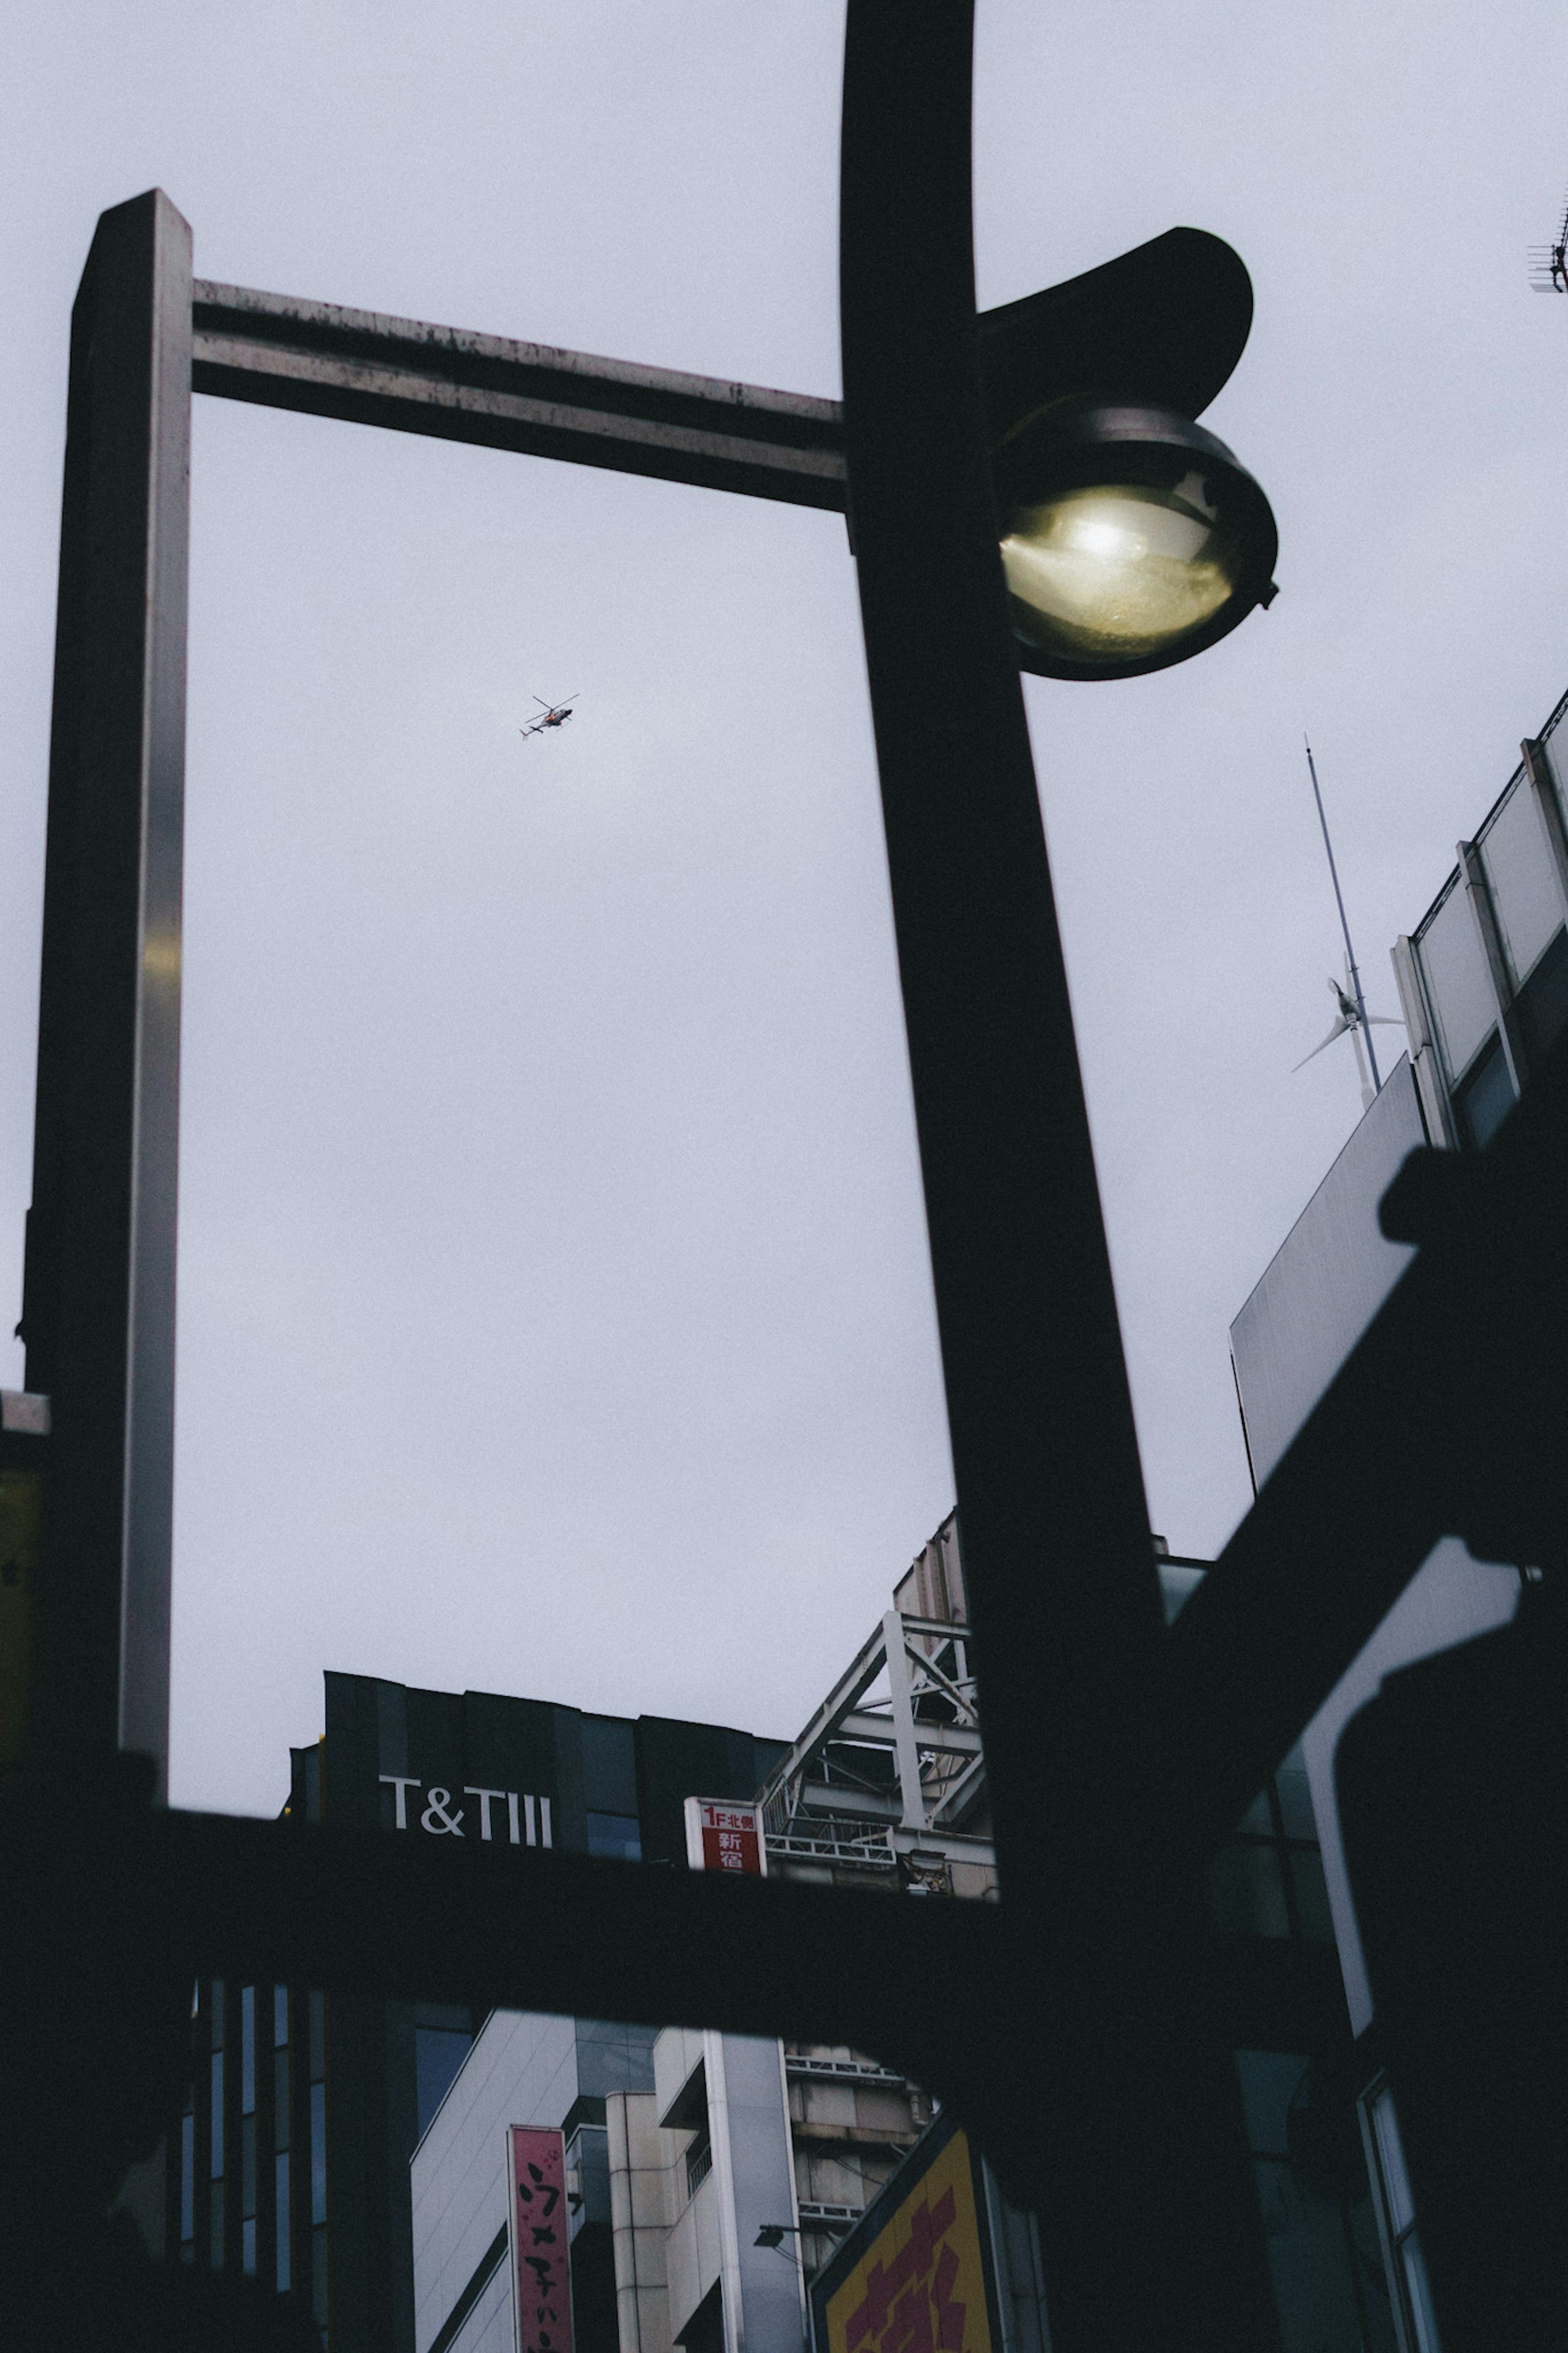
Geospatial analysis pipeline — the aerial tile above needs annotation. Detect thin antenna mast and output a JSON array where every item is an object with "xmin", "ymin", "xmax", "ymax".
[{"xmin": 1304, "ymin": 737, "xmax": 1381, "ymax": 1093}]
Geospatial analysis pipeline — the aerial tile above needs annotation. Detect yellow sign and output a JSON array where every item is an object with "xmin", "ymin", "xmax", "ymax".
[
  {"xmin": 822, "ymin": 2128, "xmax": 993, "ymax": 2353},
  {"xmin": 0, "ymin": 1467, "xmax": 42, "ymax": 1771}
]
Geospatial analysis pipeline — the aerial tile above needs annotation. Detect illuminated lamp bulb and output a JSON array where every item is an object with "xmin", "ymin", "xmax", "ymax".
[{"xmin": 994, "ymin": 405, "xmax": 1278, "ymax": 681}]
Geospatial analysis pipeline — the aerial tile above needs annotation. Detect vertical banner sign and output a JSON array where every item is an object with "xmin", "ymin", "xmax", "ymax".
[
  {"xmin": 508, "ymin": 2127, "xmax": 574, "ymax": 2353},
  {"xmin": 684, "ymin": 1795, "xmax": 766, "ymax": 1876}
]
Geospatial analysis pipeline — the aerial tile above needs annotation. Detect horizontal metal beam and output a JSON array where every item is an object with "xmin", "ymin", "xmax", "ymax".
[
  {"xmin": 798, "ymin": 1781, "xmax": 901, "ymax": 1820},
  {"xmin": 840, "ymin": 1708, "xmax": 981, "ymax": 1753},
  {"xmin": 6, "ymin": 1792, "xmax": 993, "ymax": 2097},
  {"xmin": 0, "ymin": 1780, "xmax": 1347, "ymax": 2226},
  {"xmin": 191, "ymin": 281, "xmax": 847, "ymax": 511}
]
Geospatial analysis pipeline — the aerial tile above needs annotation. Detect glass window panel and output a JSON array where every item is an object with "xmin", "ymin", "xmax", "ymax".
[
  {"xmin": 242, "ymin": 2215, "xmax": 256, "ymax": 2277},
  {"xmin": 580, "ymin": 1715, "xmax": 639, "ymax": 1814},
  {"xmin": 1234, "ymin": 2050, "xmax": 1309, "ymax": 2155},
  {"xmin": 414, "ymin": 2025, "xmax": 473, "ymax": 2139},
  {"xmin": 180, "ymin": 2113, "xmax": 194, "ymax": 2244},
  {"xmin": 210, "ymin": 2053, "xmax": 224, "ymax": 2177},
  {"xmin": 241, "ymin": 1985, "xmax": 255, "ymax": 2115},
  {"xmin": 1207, "ymin": 1842, "xmax": 1291, "ymax": 1939},
  {"xmin": 1233, "ymin": 1787, "xmax": 1274, "ymax": 1836},
  {"xmin": 1417, "ymin": 885, "xmax": 1497, "ymax": 1081},
  {"xmin": 1455, "ymin": 1037, "xmax": 1514, "ymax": 1149},
  {"xmin": 275, "ymin": 2153, "xmax": 291, "ymax": 2294},
  {"xmin": 1518, "ymin": 925, "xmax": 1568, "ymax": 1065},
  {"xmin": 274, "ymin": 2050, "xmax": 291, "ymax": 2148},
  {"xmin": 1273, "ymin": 1763, "xmax": 1317, "ymax": 1842},
  {"xmin": 273, "ymin": 1985, "xmax": 289, "ymax": 2048},
  {"xmin": 310, "ymin": 2081, "xmax": 327, "ymax": 2225},
  {"xmin": 1287, "ymin": 1849, "xmax": 1336, "ymax": 1944},
  {"xmin": 1481, "ymin": 782, "xmax": 1566, "ymax": 988},
  {"xmin": 242, "ymin": 2114, "xmax": 256, "ymax": 2217},
  {"xmin": 312, "ymin": 2225, "xmax": 329, "ymax": 2325},
  {"xmin": 1370, "ymin": 2090, "xmax": 1415, "ymax": 2236},
  {"xmin": 586, "ymin": 1809, "xmax": 644, "ymax": 1860}
]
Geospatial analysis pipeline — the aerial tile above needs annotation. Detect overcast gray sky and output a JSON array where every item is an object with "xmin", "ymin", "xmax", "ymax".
[{"xmin": 4, "ymin": 2, "xmax": 1568, "ymax": 1818}]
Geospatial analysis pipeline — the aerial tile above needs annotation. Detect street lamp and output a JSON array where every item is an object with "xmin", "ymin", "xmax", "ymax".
[
  {"xmin": 995, "ymin": 404, "xmax": 1277, "ymax": 678},
  {"xmin": 979, "ymin": 228, "xmax": 1279, "ymax": 678}
]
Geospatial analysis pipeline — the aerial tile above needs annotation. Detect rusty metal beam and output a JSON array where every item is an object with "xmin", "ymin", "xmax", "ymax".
[{"xmin": 191, "ymin": 281, "xmax": 847, "ymax": 510}]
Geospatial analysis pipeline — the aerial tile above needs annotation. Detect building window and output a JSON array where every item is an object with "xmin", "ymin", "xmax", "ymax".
[
  {"xmin": 310, "ymin": 2080, "xmax": 327, "ymax": 2227},
  {"xmin": 686, "ymin": 2130, "xmax": 713, "ymax": 2199},
  {"xmin": 414, "ymin": 2025, "xmax": 473, "ymax": 2139},
  {"xmin": 586, "ymin": 1810, "xmax": 642, "ymax": 1861},
  {"xmin": 1516, "ymin": 923, "xmax": 1568, "ymax": 1064},
  {"xmin": 1235, "ymin": 2051, "xmax": 1397, "ymax": 2353},
  {"xmin": 241, "ymin": 1985, "xmax": 256, "ymax": 2117},
  {"xmin": 1363, "ymin": 2082, "xmax": 1441, "ymax": 2353},
  {"xmin": 276, "ymin": 2152, "xmax": 291, "ymax": 2295},
  {"xmin": 312, "ymin": 2222, "xmax": 329, "ymax": 2331},
  {"xmin": 1207, "ymin": 1753, "xmax": 1334, "ymax": 1944},
  {"xmin": 1454, "ymin": 1034, "xmax": 1513, "ymax": 1149},
  {"xmin": 180, "ymin": 2110, "xmax": 194, "ymax": 2253},
  {"xmin": 242, "ymin": 2113, "xmax": 257, "ymax": 2237}
]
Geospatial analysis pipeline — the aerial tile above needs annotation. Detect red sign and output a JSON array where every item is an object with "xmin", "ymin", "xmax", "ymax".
[
  {"xmin": 508, "ymin": 2127, "xmax": 574, "ymax": 2353},
  {"xmin": 688, "ymin": 1796, "xmax": 765, "ymax": 1876}
]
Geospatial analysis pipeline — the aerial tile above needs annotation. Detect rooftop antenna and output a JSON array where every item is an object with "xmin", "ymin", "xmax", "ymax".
[
  {"xmin": 1303, "ymin": 736, "xmax": 1381, "ymax": 1094},
  {"xmin": 1527, "ymin": 188, "xmax": 1568, "ymax": 293}
]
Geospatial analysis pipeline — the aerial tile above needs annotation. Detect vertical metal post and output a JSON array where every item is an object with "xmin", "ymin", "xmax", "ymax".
[
  {"xmin": 1519, "ymin": 738, "xmax": 1568, "ymax": 910},
  {"xmin": 21, "ymin": 189, "xmax": 192, "ymax": 1797},
  {"xmin": 880, "ymin": 1611, "xmax": 928, "ymax": 1831},
  {"xmin": 1458, "ymin": 839, "xmax": 1526, "ymax": 1094},
  {"xmin": 839, "ymin": 10, "xmax": 1274, "ymax": 2344}
]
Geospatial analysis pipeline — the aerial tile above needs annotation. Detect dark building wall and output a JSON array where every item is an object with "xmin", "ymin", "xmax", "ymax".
[
  {"xmin": 312, "ymin": 1673, "xmax": 782, "ymax": 2353},
  {"xmin": 634, "ymin": 1714, "xmax": 786, "ymax": 1867}
]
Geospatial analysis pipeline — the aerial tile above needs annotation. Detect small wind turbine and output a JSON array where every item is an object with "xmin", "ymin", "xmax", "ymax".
[
  {"xmin": 1295, "ymin": 738, "xmax": 1402, "ymax": 1109},
  {"xmin": 1294, "ymin": 969, "xmax": 1403, "ymax": 1110}
]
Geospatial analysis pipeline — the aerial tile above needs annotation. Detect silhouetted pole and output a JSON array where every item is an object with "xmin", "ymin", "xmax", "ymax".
[{"xmin": 839, "ymin": 7, "xmax": 1275, "ymax": 2346}]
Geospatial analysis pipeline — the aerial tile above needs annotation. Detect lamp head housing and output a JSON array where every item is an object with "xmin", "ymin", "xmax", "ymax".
[
  {"xmin": 993, "ymin": 403, "xmax": 1278, "ymax": 680},
  {"xmin": 978, "ymin": 230, "xmax": 1279, "ymax": 681}
]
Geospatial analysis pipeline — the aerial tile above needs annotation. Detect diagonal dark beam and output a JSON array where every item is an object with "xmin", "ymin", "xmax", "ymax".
[{"xmin": 191, "ymin": 280, "xmax": 848, "ymax": 510}]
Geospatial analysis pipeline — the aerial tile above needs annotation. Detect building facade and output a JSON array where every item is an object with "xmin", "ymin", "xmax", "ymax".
[
  {"xmin": 166, "ymin": 1673, "xmax": 784, "ymax": 2352},
  {"xmin": 409, "ymin": 1519, "xmax": 1381, "ymax": 2353},
  {"xmin": 1229, "ymin": 686, "xmax": 1568, "ymax": 2351}
]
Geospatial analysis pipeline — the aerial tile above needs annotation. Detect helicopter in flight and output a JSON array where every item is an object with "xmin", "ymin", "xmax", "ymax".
[{"xmin": 520, "ymin": 693, "xmax": 580, "ymax": 739}]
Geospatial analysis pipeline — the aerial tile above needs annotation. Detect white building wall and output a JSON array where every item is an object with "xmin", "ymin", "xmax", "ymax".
[
  {"xmin": 666, "ymin": 2155, "xmax": 726, "ymax": 2346},
  {"xmin": 655, "ymin": 2027, "xmax": 803, "ymax": 2353},
  {"xmin": 440, "ymin": 2253, "xmax": 515, "ymax": 2353},
  {"xmin": 608, "ymin": 2091, "xmax": 679, "ymax": 2353},
  {"xmin": 411, "ymin": 2010, "xmax": 579, "ymax": 2353}
]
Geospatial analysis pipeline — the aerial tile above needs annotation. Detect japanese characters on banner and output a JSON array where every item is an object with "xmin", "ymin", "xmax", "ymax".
[
  {"xmin": 508, "ymin": 2126, "xmax": 574, "ymax": 2353},
  {"xmin": 683, "ymin": 1795, "xmax": 766, "ymax": 1876},
  {"xmin": 819, "ymin": 2126, "xmax": 994, "ymax": 2353}
]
